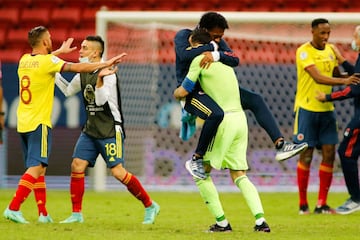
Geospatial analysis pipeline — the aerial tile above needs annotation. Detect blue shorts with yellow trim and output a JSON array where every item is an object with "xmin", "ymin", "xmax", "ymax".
[
  {"xmin": 73, "ymin": 132, "xmax": 124, "ymax": 168},
  {"xmin": 19, "ymin": 124, "xmax": 52, "ymax": 168}
]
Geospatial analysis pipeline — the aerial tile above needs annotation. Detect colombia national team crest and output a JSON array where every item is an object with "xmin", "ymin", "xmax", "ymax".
[{"xmin": 296, "ymin": 133, "xmax": 304, "ymax": 142}]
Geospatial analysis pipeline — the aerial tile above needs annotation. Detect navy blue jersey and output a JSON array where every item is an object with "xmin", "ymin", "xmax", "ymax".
[{"xmin": 174, "ymin": 28, "xmax": 240, "ymax": 86}]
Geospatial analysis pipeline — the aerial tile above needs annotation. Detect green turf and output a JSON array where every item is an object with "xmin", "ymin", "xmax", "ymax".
[{"xmin": 0, "ymin": 189, "xmax": 358, "ymax": 239}]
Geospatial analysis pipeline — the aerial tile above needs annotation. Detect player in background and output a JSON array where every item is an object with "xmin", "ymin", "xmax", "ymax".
[
  {"xmin": 55, "ymin": 35, "xmax": 160, "ymax": 224},
  {"xmin": 3, "ymin": 26, "xmax": 126, "ymax": 224},
  {"xmin": 174, "ymin": 28, "xmax": 270, "ymax": 233},
  {"xmin": 174, "ymin": 12, "xmax": 308, "ymax": 180},
  {"xmin": 293, "ymin": 19, "xmax": 360, "ymax": 215},
  {"xmin": 0, "ymin": 61, "xmax": 4, "ymax": 144},
  {"xmin": 316, "ymin": 25, "xmax": 360, "ymax": 215}
]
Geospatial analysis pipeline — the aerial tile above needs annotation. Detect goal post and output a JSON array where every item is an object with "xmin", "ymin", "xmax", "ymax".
[{"xmin": 93, "ymin": 11, "xmax": 360, "ymax": 192}]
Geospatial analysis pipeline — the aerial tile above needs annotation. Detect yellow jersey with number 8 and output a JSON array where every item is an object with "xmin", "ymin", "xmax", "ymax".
[{"xmin": 17, "ymin": 54, "xmax": 65, "ymax": 132}]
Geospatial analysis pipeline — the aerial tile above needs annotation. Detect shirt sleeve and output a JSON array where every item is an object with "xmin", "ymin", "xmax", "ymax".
[
  {"xmin": 174, "ymin": 29, "xmax": 214, "ymax": 62},
  {"xmin": 95, "ymin": 73, "xmax": 116, "ymax": 106},
  {"xmin": 218, "ymin": 39, "xmax": 240, "ymax": 67},
  {"xmin": 55, "ymin": 73, "xmax": 81, "ymax": 97},
  {"xmin": 326, "ymin": 85, "xmax": 360, "ymax": 101},
  {"xmin": 185, "ymin": 56, "xmax": 203, "ymax": 84},
  {"xmin": 48, "ymin": 55, "xmax": 66, "ymax": 73}
]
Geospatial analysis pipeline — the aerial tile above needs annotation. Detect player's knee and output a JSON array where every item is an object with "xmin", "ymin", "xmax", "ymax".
[
  {"xmin": 111, "ymin": 163, "xmax": 127, "ymax": 180},
  {"xmin": 71, "ymin": 158, "xmax": 88, "ymax": 172}
]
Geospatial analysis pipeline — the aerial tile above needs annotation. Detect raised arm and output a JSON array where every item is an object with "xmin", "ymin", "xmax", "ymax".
[{"xmin": 62, "ymin": 53, "xmax": 127, "ymax": 73}]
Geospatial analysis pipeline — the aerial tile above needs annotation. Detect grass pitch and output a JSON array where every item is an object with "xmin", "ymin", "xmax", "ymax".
[{"xmin": 0, "ymin": 189, "xmax": 358, "ymax": 240}]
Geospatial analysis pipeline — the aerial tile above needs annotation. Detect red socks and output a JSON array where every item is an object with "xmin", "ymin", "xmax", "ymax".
[
  {"xmin": 297, "ymin": 162, "xmax": 310, "ymax": 206},
  {"xmin": 70, "ymin": 172, "xmax": 85, "ymax": 212},
  {"xmin": 317, "ymin": 162, "xmax": 333, "ymax": 206},
  {"xmin": 33, "ymin": 176, "xmax": 48, "ymax": 216},
  {"xmin": 297, "ymin": 161, "xmax": 334, "ymax": 207},
  {"xmin": 121, "ymin": 172, "xmax": 152, "ymax": 208},
  {"xmin": 9, "ymin": 173, "xmax": 36, "ymax": 211}
]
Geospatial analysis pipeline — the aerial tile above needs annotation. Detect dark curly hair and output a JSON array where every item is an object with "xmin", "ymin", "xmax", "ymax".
[{"xmin": 198, "ymin": 12, "xmax": 229, "ymax": 31}]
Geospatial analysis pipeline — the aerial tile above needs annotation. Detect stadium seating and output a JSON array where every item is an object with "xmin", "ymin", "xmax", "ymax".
[
  {"xmin": 1, "ymin": 0, "xmax": 358, "ymax": 63},
  {"xmin": 0, "ymin": 29, "xmax": 6, "ymax": 49},
  {"xmin": 89, "ymin": 0, "xmax": 126, "ymax": 10},
  {"xmin": 81, "ymin": 8, "xmax": 98, "ymax": 29},
  {"xmin": 20, "ymin": 8, "xmax": 51, "ymax": 28},
  {"xmin": 31, "ymin": 0, "xmax": 64, "ymax": 8},
  {"xmin": 0, "ymin": 8, "xmax": 19, "ymax": 30},
  {"xmin": 0, "ymin": 0, "xmax": 32, "ymax": 9},
  {"xmin": 50, "ymin": 8, "xmax": 82, "ymax": 28},
  {"xmin": 6, "ymin": 28, "xmax": 31, "ymax": 51},
  {"xmin": 0, "ymin": 49, "xmax": 24, "ymax": 63},
  {"xmin": 50, "ymin": 28, "xmax": 69, "ymax": 48},
  {"xmin": 151, "ymin": 1, "xmax": 184, "ymax": 11}
]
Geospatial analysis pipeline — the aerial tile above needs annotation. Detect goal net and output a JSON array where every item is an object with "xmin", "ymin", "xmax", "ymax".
[{"xmin": 96, "ymin": 11, "xmax": 360, "ymax": 191}]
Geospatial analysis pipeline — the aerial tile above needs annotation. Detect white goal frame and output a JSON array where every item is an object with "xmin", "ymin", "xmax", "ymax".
[
  {"xmin": 93, "ymin": 11, "xmax": 360, "ymax": 192},
  {"xmin": 96, "ymin": 11, "xmax": 360, "ymax": 60}
]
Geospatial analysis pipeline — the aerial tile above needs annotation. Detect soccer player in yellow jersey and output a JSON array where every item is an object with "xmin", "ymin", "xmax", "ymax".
[
  {"xmin": 3, "ymin": 26, "xmax": 126, "ymax": 224},
  {"xmin": 294, "ymin": 18, "xmax": 360, "ymax": 215}
]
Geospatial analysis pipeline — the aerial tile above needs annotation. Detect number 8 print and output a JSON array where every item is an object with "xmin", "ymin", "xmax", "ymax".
[{"xmin": 20, "ymin": 75, "xmax": 31, "ymax": 104}]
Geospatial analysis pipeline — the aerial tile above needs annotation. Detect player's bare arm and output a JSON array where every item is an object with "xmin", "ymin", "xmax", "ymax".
[
  {"xmin": 62, "ymin": 53, "xmax": 127, "ymax": 73},
  {"xmin": 306, "ymin": 65, "xmax": 360, "ymax": 85},
  {"xmin": 173, "ymin": 86, "xmax": 189, "ymax": 100}
]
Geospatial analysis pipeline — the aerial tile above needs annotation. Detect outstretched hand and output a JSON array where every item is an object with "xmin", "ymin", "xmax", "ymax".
[
  {"xmin": 57, "ymin": 38, "xmax": 77, "ymax": 54},
  {"xmin": 106, "ymin": 53, "xmax": 127, "ymax": 66},
  {"xmin": 344, "ymin": 74, "xmax": 360, "ymax": 85},
  {"xmin": 96, "ymin": 66, "xmax": 119, "ymax": 88},
  {"xmin": 98, "ymin": 66, "xmax": 118, "ymax": 78}
]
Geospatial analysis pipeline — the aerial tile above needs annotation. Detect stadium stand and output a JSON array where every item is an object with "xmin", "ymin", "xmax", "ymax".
[
  {"xmin": 6, "ymin": 28, "xmax": 32, "ymax": 52},
  {"xmin": 0, "ymin": 8, "xmax": 19, "ymax": 30},
  {"xmin": 20, "ymin": 8, "xmax": 51, "ymax": 28},
  {"xmin": 31, "ymin": 0, "xmax": 64, "ymax": 8},
  {"xmin": 81, "ymin": 8, "xmax": 98, "ymax": 28},
  {"xmin": 0, "ymin": 0, "xmax": 32, "ymax": 9},
  {"xmin": 0, "ymin": 49, "xmax": 24, "ymax": 63},
  {"xmin": 50, "ymin": 28, "xmax": 70, "ymax": 49},
  {"xmin": 0, "ymin": 0, "xmax": 360, "ymax": 62},
  {"xmin": 0, "ymin": 29, "xmax": 5, "ymax": 49},
  {"xmin": 50, "ymin": 8, "xmax": 82, "ymax": 28}
]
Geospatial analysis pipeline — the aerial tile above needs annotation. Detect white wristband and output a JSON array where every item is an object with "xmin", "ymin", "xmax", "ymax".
[
  {"xmin": 211, "ymin": 51, "xmax": 220, "ymax": 62},
  {"xmin": 210, "ymin": 41, "xmax": 218, "ymax": 51}
]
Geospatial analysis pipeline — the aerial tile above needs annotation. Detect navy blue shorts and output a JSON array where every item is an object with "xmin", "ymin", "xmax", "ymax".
[
  {"xmin": 20, "ymin": 124, "xmax": 52, "ymax": 168},
  {"xmin": 293, "ymin": 107, "xmax": 338, "ymax": 147},
  {"xmin": 184, "ymin": 90, "xmax": 223, "ymax": 120},
  {"xmin": 73, "ymin": 132, "xmax": 124, "ymax": 168}
]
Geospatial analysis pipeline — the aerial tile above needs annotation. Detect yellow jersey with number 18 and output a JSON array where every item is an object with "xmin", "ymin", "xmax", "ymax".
[
  {"xmin": 294, "ymin": 42, "xmax": 338, "ymax": 112},
  {"xmin": 17, "ymin": 54, "xmax": 65, "ymax": 133}
]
